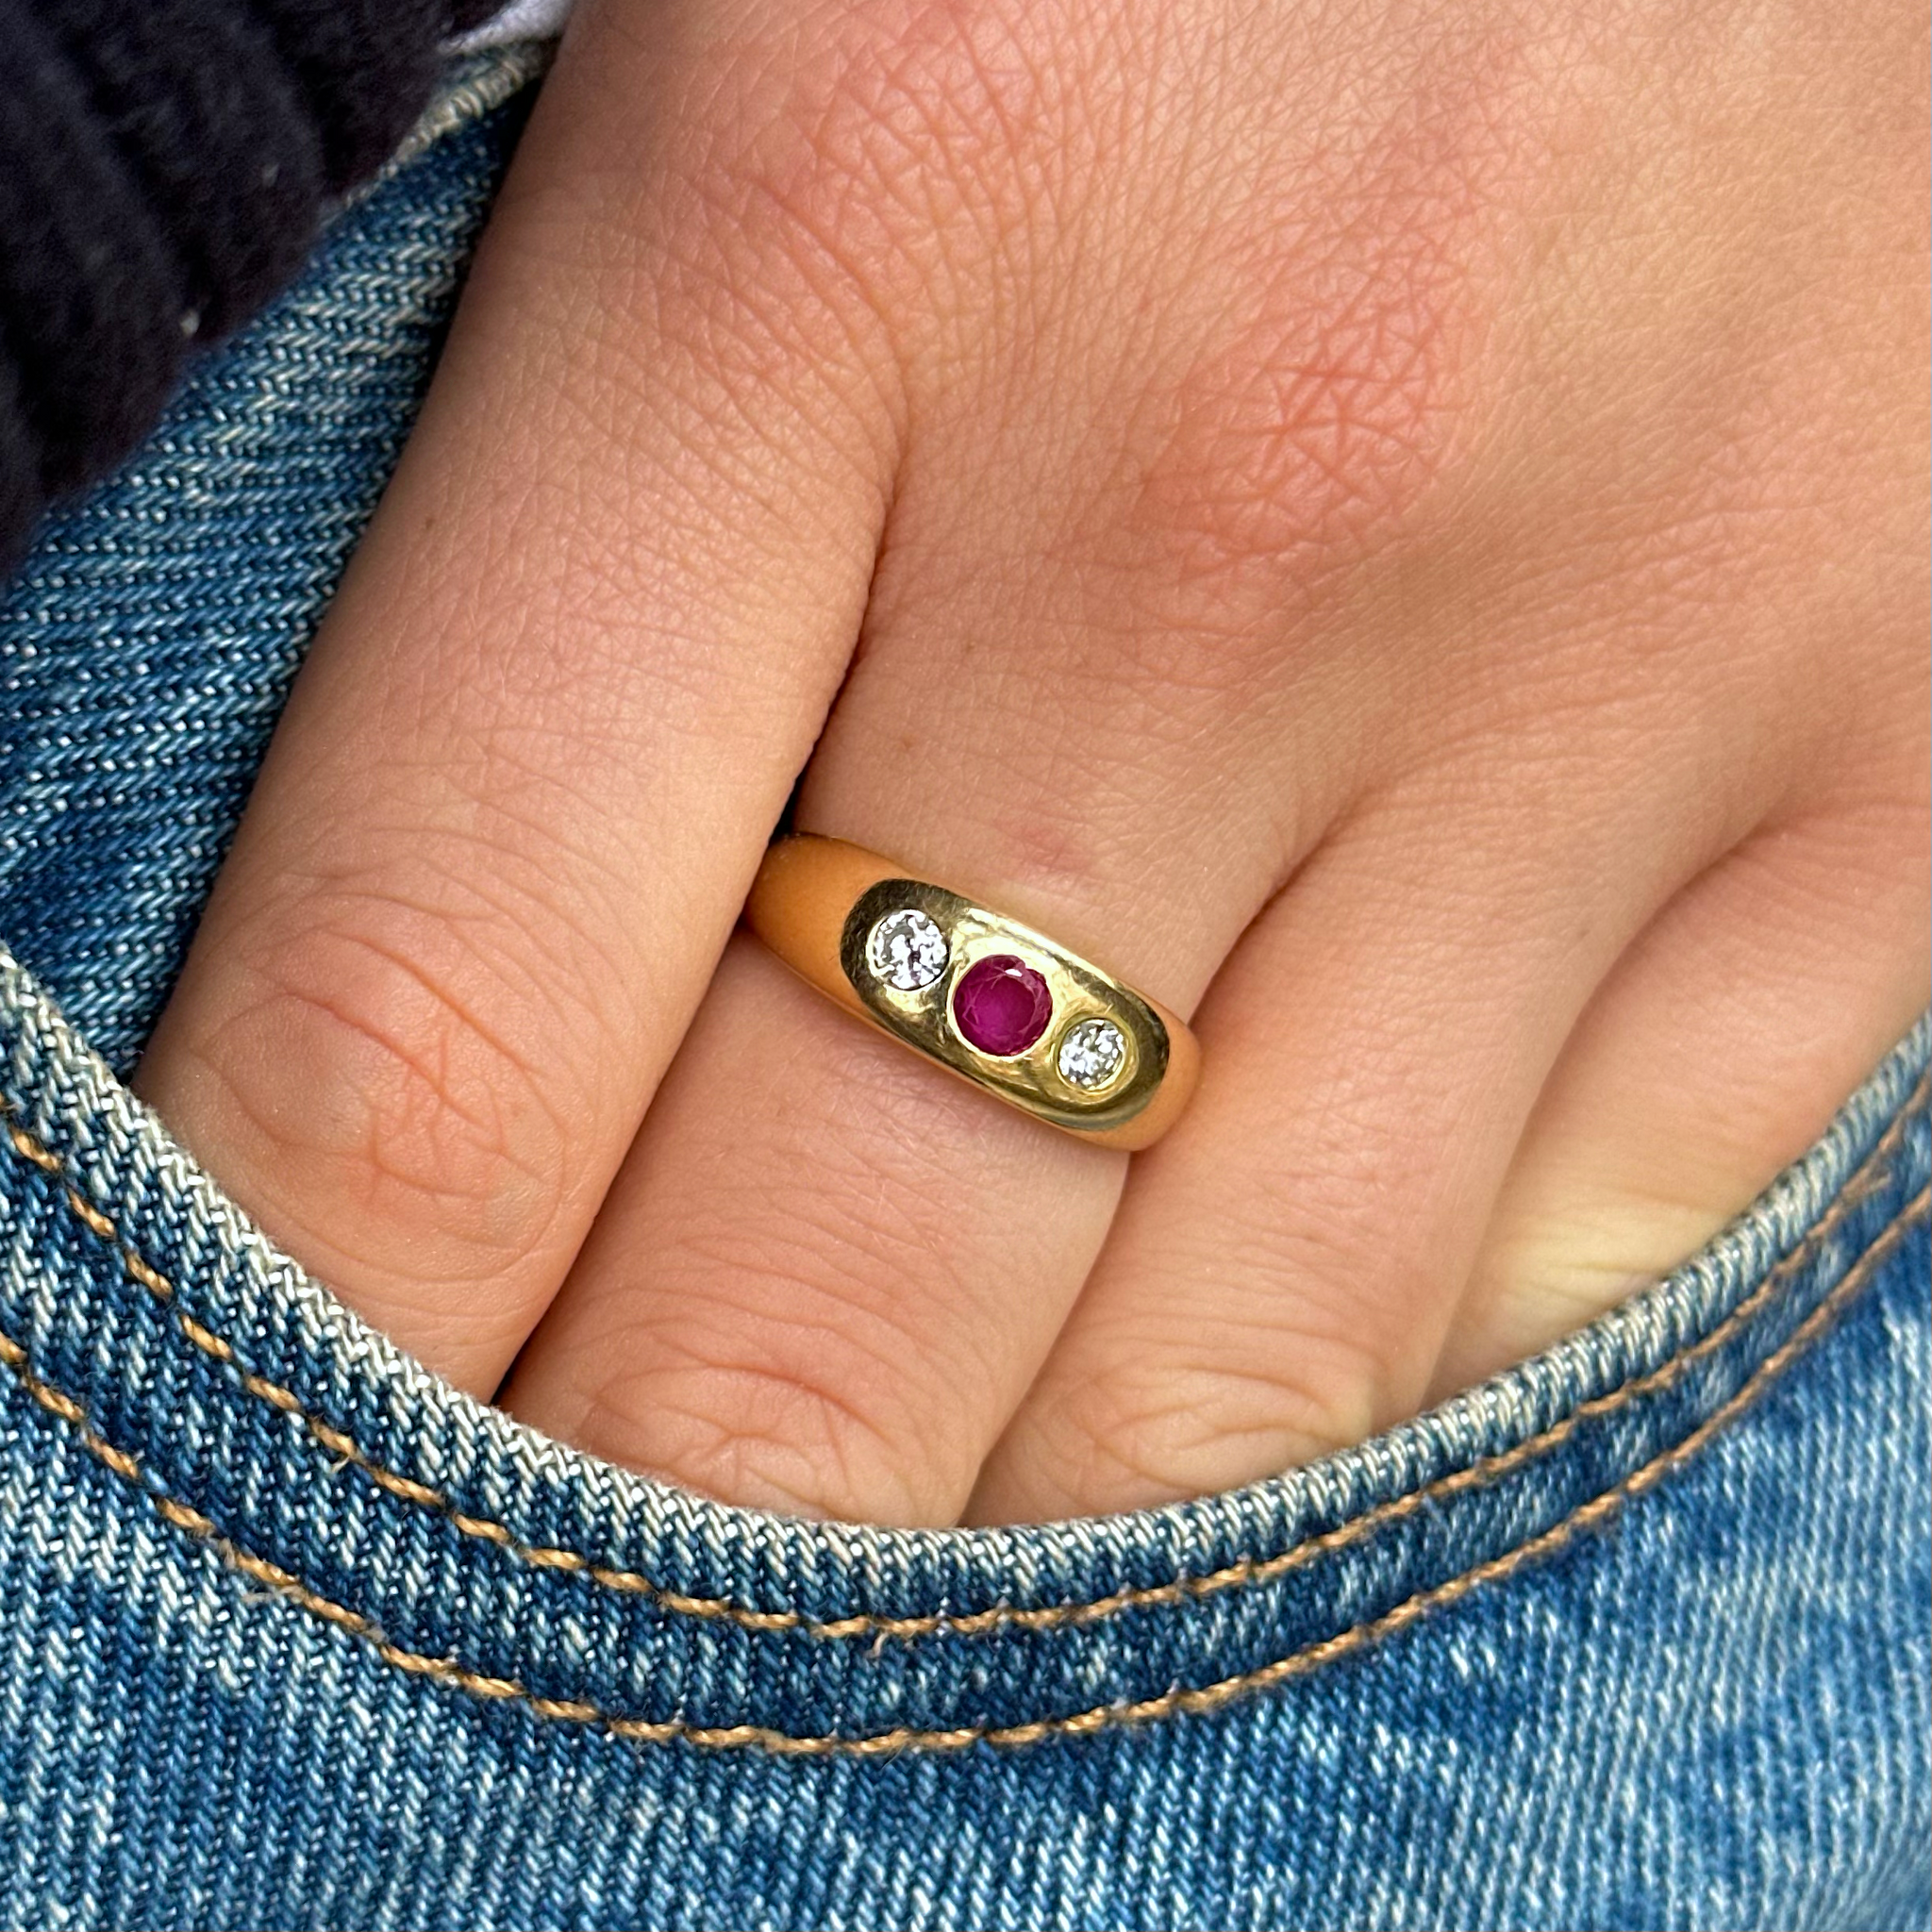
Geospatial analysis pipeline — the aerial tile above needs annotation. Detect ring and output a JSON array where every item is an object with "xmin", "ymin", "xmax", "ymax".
[{"xmin": 745, "ymin": 835, "xmax": 1199, "ymax": 1149}]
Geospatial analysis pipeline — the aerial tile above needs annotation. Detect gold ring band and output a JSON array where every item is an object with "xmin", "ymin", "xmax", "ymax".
[{"xmin": 745, "ymin": 835, "xmax": 1199, "ymax": 1150}]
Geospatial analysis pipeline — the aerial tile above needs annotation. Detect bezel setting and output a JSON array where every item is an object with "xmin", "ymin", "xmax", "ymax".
[
  {"xmin": 1056, "ymin": 1016, "xmax": 1130, "ymax": 1092},
  {"xmin": 838, "ymin": 878, "xmax": 1167, "ymax": 1136},
  {"xmin": 864, "ymin": 907, "xmax": 949, "ymax": 991}
]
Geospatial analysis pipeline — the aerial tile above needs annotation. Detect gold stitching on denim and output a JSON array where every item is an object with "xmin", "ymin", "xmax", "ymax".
[
  {"xmin": 63, "ymin": 1190, "xmax": 116, "ymax": 1239},
  {"xmin": 1, "ymin": 1071, "xmax": 1925, "ymax": 1643},
  {"xmin": 1, "ymin": 1190, "xmax": 1920, "ymax": 1755},
  {"xmin": 6, "ymin": 1121, "xmax": 59, "ymax": 1173},
  {"xmin": 123, "ymin": 1251, "xmax": 175, "ymax": 1299}
]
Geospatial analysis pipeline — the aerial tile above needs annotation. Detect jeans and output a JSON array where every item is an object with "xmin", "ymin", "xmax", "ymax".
[{"xmin": 1, "ymin": 49, "xmax": 1926, "ymax": 1932}]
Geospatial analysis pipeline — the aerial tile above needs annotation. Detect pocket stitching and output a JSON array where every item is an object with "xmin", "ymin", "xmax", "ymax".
[
  {"xmin": 3, "ymin": 1069, "xmax": 1924, "ymax": 1641},
  {"xmin": 2, "ymin": 1187, "xmax": 1921, "ymax": 1754}
]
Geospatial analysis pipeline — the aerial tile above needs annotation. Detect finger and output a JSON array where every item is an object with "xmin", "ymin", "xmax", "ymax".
[
  {"xmin": 498, "ymin": 641, "xmax": 1315, "ymax": 1522},
  {"xmin": 501, "ymin": 930, "xmax": 1124, "ymax": 1524},
  {"xmin": 132, "ymin": 15, "xmax": 900, "ymax": 1389},
  {"xmin": 967, "ymin": 765, "xmax": 1744, "ymax": 1524},
  {"xmin": 497, "ymin": 0, "xmax": 1530, "ymax": 1520},
  {"xmin": 1431, "ymin": 798, "xmax": 1931, "ymax": 1394},
  {"xmin": 496, "ymin": 447, "xmax": 1384, "ymax": 1521}
]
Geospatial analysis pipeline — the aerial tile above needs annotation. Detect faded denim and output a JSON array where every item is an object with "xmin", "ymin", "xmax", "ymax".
[{"xmin": 0, "ymin": 49, "xmax": 1926, "ymax": 1932}]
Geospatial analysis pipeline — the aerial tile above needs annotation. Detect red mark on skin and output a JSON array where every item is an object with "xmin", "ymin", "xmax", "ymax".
[{"xmin": 1129, "ymin": 39, "xmax": 1536, "ymax": 583}]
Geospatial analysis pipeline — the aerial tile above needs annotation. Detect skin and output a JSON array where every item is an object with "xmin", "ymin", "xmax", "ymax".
[{"xmin": 134, "ymin": 0, "xmax": 1926, "ymax": 1526}]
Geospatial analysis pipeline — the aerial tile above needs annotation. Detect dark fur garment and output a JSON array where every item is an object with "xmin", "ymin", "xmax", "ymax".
[{"xmin": 0, "ymin": 0, "xmax": 502, "ymax": 574}]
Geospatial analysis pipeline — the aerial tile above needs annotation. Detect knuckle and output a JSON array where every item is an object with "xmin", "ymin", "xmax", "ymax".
[
  {"xmin": 1130, "ymin": 299, "xmax": 1454, "ymax": 585},
  {"xmin": 185, "ymin": 892, "xmax": 573, "ymax": 1285},
  {"xmin": 1074, "ymin": 1322, "xmax": 1391, "ymax": 1505},
  {"xmin": 727, "ymin": 8, "xmax": 1041, "ymax": 240},
  {"xmin": 573, "ymin": 1325, "xmax": 944, "ymax": 1525},
  {"xmin": 1128, "ymin": 202, "xmax": 1482, "ymax": 591},
  {"xmin": 1055, "ymin": 1178, "xmax": 1445, "ymax": 1506},
  {"xmin": 1114, "ymin": 37, "xmax": 1548, "ymax": 593},
  {"xmin": 635, "ymin": 1256, "xmax": 985, "ymax": 1524},
  {"xmin": 675, "ymin": 2, "xmax": 1089, "ymax": 357}
]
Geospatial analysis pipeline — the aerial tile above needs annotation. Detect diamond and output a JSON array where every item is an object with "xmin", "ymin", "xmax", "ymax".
[
  {"xmin": 1057, "ymin": 1017, "xmax": 1127, "ymax": 1091},
  {"xmin": 866, "ymin": 908, "xmax": 949, "ymax": 991},
  {"xmin": 953, "ymin": 956, "xmax": 1053, "ymax": 1057}
]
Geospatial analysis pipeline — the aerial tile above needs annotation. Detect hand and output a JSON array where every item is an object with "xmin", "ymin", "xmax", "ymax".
[{"xmin": 134, "ymin": 0, "xmax": 1927, "ymax": 1524}]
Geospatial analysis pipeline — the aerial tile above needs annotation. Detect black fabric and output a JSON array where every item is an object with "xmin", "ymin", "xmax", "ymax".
[
  {"xmin": 0, "ymin": 0, "xmax": 500, "ymax": 575},
  {"xmin": 252, "ymin": 0, "xmax": 463, "ymax": 191}
]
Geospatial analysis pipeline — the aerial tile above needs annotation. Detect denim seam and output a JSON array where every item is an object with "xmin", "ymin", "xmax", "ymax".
[
  {"xmin": 1, "ymin": 1186, "xmax": 1922, "ymax": 1755},
  {"xmin": 3, "ymin": 1069, "xmax": 1925, "ymax": 1642}
]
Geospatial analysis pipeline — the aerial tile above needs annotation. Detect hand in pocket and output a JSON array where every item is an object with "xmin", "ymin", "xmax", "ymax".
[{"xmin": 136, "ymin": 0, "xmax": 1928, "ymax": 1524}]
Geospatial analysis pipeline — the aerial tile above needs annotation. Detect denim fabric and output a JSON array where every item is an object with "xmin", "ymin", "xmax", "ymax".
[
  {"xmin": 1, "ymin": 49, "xmax": 1928, "ymax": 1932},
  {"xmin": 0, "ymin": 50, "xmax": 542, "ymax": 1077}
]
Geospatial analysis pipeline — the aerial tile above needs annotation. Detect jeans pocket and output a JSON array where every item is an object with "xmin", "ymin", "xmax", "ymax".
[{"xmin": 2, "ymin": 942, "xmax": 1926, "ymax": 1929}]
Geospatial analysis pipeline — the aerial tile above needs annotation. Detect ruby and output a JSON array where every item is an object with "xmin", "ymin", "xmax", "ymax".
[{"xmin": 952, "ymin": 955, "xmax": 1053, "ymax": 1058}]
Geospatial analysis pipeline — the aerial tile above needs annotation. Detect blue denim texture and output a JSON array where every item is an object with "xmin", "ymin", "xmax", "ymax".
[{"xmin": 1, "ymin": 50, "xmax": 1927, "ymax": 1932}]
